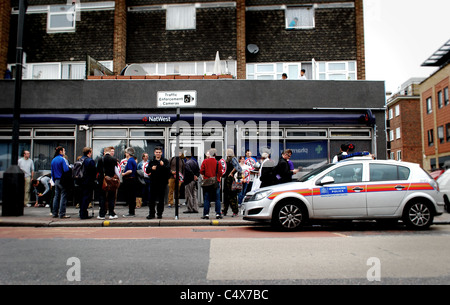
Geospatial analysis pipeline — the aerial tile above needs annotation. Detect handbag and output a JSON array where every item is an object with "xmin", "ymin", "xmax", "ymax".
[
  {"xmin": 102, "ymin": 175, "xmax": 121, "ymax": 192},
  {"xmin": 201, "ymin": 161, "xmax": 219, "ymax": 189},
  {"xmin": 232, "ymin": 180, "xmax": 243, "ymax": 192}
]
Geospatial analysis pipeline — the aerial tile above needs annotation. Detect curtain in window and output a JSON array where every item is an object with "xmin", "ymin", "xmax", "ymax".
[
  {"xmin": 166, "ymin": 5, "xmax": 196, "ymax": 30},
  {"xmin": 286, "ymin": 7, "xmax": 314, "ymax": 28}
]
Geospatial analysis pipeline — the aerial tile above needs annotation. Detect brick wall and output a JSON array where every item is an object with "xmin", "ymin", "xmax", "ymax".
[
  {"xmin": 0, "ymin": 1, "xmax": 11, "ymax": 79},
  {"xmin": 113, "ymin": 0, "xmax": 126, "ymax": 75},
  {"xmin": 354, "ymin": 0, "xmax": 365, "ymax": 80},
  {"xmin": 421, "ymin": 64, "xmax": 450, "ymax": 169},
  {"xmin": 236, "ymin": 0, "xmax": 246, "ymax": 79}
]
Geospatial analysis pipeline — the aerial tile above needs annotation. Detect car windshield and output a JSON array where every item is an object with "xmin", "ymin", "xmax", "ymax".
[{"xmin": 298, "ymin": 164, "xmax": 335, "ymax": 182}]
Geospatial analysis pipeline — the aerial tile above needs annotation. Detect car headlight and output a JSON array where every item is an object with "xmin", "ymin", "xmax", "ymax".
[{"xmin": 251, "ymin": 190, "xmax": 272, "ymax": 201}]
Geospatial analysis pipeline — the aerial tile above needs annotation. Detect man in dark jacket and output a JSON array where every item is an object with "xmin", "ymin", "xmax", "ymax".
[
  {"xmin": 274, "ymin": 150, "xmax": 294, "ymax": 184},
  {"xmin": 79, "ymin": 147, "xmax": 97, "ymax": 219},
  {"xmin": 96, "ymin": 146, "xmax": 119, "ymax": 220},
  {"xmin": 145, "ymin": 147, "xmax": 170, "ymax": 219}
]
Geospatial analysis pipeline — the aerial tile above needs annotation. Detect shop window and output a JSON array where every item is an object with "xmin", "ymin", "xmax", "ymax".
[{"xmin": 33, "ymin": 140, "xmax": 75, "ymax": 171}]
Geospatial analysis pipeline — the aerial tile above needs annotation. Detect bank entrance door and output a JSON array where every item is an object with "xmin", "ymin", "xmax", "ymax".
[{"xmin": 170, "ymin": 140, "xmax": 204, "ymax": 165}]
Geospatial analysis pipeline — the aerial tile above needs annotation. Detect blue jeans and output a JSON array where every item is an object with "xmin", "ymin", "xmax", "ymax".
[
  {"xmin": 238, "ymin": 182, "xmax": 248, "ymax": 206},
  {"xmin": 203, "ymin": 182, "xmax": 221, "ymax": 216},
  {"xmin": 52, "ymin": 179, "xmax": 67, "ymax": 217}
]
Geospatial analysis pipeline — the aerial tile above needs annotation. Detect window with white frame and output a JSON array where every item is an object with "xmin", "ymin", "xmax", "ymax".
[
  {"xmin": 140, "ymin": 61, "xmax": 236, "ymax": 76},
  {"xmin": 388, "ymin": 109, "xmax": 393, "ymax": 120},
  {"xmin": 426, "ymin": 97, "xmax": 433, "ymax": 114},
  {"xmin": 395, "ymin": 127, "xmax": 401, "ymax": 139},
  {"xmin": 395, "ymin": 105, "xmax": 400, "ymax": 116},
  {"xmin": 286, "ymin": 6, "xmax": 315, "ymax": 29},
  {"xmin": 396, "ymin": 150, "xmax": 401, "ymax": 161},
  {"xmin": 389, "ymin": 130, "xmax": 394, "ymax": 142},
  {"xmin": 318, "ymin": 61, "xmax": 357, "ymax": 80},
  {"xmin": 31, "ymin": 63, "xmax": 61, "ymax": 79},
  {"xmin": 166, "ymin": 5, "xmax": 196, "ymax": 30},
  {"xmin": 47, "ymin": 4, "xmax": 77, "ymax": 33}
]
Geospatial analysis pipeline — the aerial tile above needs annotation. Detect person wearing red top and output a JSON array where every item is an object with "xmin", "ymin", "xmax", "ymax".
[{"xmin": 200, "ymin": 149, "xmax": 223, "ymax": 219}]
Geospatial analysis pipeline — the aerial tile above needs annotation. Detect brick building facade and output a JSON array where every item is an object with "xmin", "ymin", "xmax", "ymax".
[
  {"xmin": 421, "ymin": 63, "xmax": 450, "ymax": 170},
  {"xmin": 386, "ymin": 79, "xmax": 423, "ymax": 165},
  {"xmin": 2, "ymin": 0, "xmax": 365, "ymax": 80}
]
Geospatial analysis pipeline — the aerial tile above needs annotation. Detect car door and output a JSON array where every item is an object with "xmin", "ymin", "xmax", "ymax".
[
  {"xmin": 366, "ymin": 163, "xmax": 410, "ymax": 216},
  {"xmin": 312, "ymin": 163, "xmax": 367, "ymax": 217}
]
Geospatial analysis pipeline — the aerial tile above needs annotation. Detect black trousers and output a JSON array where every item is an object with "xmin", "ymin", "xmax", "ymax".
[
  {"xmin": 123, "ymin": 178, "xmax": 137, "ymax": 215},
  {"xmin": 149, "ymin": 183, "xmax": 166, "ymax": 217},
  {"xmin": 79, "ymin": 184, "xmax": 93, "ymax": 219}
]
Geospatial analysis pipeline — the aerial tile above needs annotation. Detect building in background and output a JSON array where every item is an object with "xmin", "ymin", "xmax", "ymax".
[
  {"xmin": 420, "ymin": 39, "xmax": 450, "ymax": 171},
  {"xmin": 386, "ymin": 78, "xmax": 423, "ymax": 164}
]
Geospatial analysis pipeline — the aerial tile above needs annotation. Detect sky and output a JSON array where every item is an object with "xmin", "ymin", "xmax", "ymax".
[{"xmin": 364, "ymin": 0, "xmax": 450, "ymax": 94}]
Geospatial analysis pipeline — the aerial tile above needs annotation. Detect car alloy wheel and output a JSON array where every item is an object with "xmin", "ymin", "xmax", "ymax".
[
  {"xmin": 275, "ymin": 202, "xmax": 305, "ymax": 230},
  {"xmin": 403, "ymin": 201, "xmax": 433, "ymax": 229}
]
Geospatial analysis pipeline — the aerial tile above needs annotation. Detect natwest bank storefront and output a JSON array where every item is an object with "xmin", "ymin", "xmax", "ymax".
[{"xmin": 0, "ymin": 79, "xmax": 386, "ymax": 201}]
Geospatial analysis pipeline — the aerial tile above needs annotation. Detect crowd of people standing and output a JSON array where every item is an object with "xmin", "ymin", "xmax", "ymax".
[{"xmin": 20, "ymin": 145, "xmax": 302, "ymax": 221}]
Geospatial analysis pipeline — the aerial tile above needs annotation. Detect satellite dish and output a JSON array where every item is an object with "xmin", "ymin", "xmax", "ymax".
[
  {"xmin": 123, "ymin": 64, "xmax": 147, "ymax": 76},
  {"xmin": 247, "ymin": 44, "xmax": 259, "ymax": 54}
]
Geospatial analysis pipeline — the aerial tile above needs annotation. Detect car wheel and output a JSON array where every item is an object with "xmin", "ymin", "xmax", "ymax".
[
  {"xmin": 272, "ymin": 201, "xmax": 306, "ymax": 231},
  {"xmin": 402, "ymin": 200, "xmax": 434, "ymax": 230}
]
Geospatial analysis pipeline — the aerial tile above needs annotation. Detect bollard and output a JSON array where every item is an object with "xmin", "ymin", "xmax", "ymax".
[{"xmin": 2, "ymin": 165, "xmax": 25, "ymax": 216}]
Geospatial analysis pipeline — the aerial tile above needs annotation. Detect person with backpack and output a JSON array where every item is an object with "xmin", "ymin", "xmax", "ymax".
[{"xmin": 77, "ymin": 147, "xmax": 96, "ymax": 219}]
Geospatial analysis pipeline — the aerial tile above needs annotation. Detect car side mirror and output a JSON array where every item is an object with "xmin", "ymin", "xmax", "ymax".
[{"xmin": 316, "ymin": 176, "xmax": 335, "ymax": 186}]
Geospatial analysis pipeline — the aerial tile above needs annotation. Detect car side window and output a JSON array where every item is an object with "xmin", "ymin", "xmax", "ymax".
[
  {"xmin": 370, "ymin": 164, "xmax": 410, "ymax": 181},
  {"xmin": 324, "ymin": 164, "xmax": 363, "ymax": 184}
]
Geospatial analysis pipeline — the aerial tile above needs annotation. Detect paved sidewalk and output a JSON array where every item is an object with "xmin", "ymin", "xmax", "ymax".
[
  {"xmin": 0, "ymin": 201, "xmax": 252, "ymax": 227},
  {"xmin": 1, "ymin": 201, "xmax": 450, "ymax": 228}
]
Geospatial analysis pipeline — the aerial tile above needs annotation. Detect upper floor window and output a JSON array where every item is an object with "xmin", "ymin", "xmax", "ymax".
[
  {"xmin": 286, "ymin": 6, "xmax": 315, "ymax": 30},
  {"xmin": 47, "ymin": 4, "xmax": 77, "ymax": 33},
  {"xmin": 166, "ymin": 5, "xmax": 196, "ymax": 30},
  {"xmin": 318, "ymin": 61, "xmax": 357, "ymax": 80},
  {"xmin": 438, "ymin": 91, "xmax": 443, "ymax": 109},
  {"xmin": 426, "ymin": 97, "xmax": 433, "ymax": 114},
  {"xmin": 444, "ymin": 87, "xmax": 449, "ymax": 106},
  {"xmin": 395, "ymin": 105, "xmax": 400, "ymax": 116}
]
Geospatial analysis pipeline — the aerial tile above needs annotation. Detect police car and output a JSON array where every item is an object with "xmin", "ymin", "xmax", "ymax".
[{"xmin": 242, "ymin": 158, "xmax": 445, "ymax": 231}]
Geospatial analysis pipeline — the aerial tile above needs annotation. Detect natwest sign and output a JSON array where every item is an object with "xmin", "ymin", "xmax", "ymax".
[{"xmin": 157, "ymin": 91, "xmax": 197, "ymax": 108}]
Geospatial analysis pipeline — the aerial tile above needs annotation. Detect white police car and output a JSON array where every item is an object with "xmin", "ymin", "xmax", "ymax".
[{"xmin": 242, "ymin": 158, "xmax": 445, "ymax": 231}]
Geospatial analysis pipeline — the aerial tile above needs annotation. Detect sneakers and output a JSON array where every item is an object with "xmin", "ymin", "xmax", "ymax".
[
  {"xmin": 97, "ymin": 216, "xmax": 105, "ymax": 220},
  {"xmin": 216, "ymin": 213, "xmax": 223, "ymax": 219},
  {"xmin": 201, "ymin": 215, "xmax": 209, "ymax": 220},
  {"xmin": 122, "ymin": 214, "xmax": 135, "ymax": 218},
  {"xmin": 109, "ymin": 215, "xmax": 118, "ymax": 219}
]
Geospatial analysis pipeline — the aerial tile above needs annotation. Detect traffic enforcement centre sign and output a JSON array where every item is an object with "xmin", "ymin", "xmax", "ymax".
[{"xmin": 157, "ymin": 91, "xmax": 197, "ymax": 108}]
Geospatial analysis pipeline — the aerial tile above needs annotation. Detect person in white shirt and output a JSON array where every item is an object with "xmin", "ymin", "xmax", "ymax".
[
  {"xmin": 299, "ymin": 69, "xmax": 307, "ymax": 80},
  {"xmin": 18, "ymin": 150, "xmax": 34, "ymax": 207}
]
